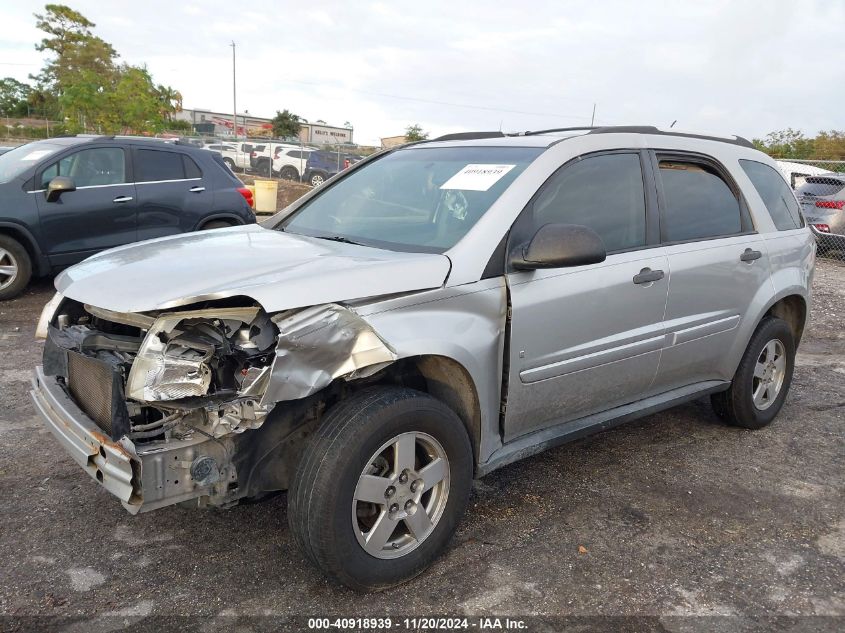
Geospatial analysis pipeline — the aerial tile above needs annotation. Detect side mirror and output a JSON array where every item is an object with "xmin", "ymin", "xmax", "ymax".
[
  {"xmin": 46, "ymin": 176, "xmax": 76, "ymax": 202},
  {"xmin": 511, "ymin": 223, "xmax": 607, "ymax": 270}
]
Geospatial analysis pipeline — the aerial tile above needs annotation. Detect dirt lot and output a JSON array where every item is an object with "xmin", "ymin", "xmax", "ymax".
[
  {"xmin": 239, "ymin": 174, "xmax": 312, "ymax": 214},
  {"xmin": 0, "ymin": 260, "xmax": 843, "ymax": 631}
]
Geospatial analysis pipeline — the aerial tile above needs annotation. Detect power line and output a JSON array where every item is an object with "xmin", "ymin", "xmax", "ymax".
[{"xmin": 271, "ymin": 76, "xmax": 604, "ymax": 123}]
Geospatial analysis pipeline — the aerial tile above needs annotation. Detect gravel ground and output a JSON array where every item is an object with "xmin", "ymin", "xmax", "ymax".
[{"xmin": 0, "ymin": 260, "xmax": 843, "ymax": 631}]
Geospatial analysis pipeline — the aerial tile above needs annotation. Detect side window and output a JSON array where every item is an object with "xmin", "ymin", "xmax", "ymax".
[
  {"xmin": 531, "ymin": 153, "xmax": 647, "ymax": 253},
  {"xmin": 658, "ymin": 160, "xmax": 742, "ymax": 242},
  {"xmin": 183, "ymin": 155, "xmax": 202, "ymax": 179},
  {"xmin": 740, "ymin": 160, "xmax": 803, "ymax": 230},
  {"xmin": 41, "ymin": 147, "xmax": 125, "ymax": 188},
  {"xmin": 135, "ymin": 149, "xmax": 185, "ymax": 182}
]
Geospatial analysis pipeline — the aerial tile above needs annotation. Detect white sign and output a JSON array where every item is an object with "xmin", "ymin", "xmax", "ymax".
[{"xmin": 440, "ymin": 164, "xmax": 516, "ymax": 191}]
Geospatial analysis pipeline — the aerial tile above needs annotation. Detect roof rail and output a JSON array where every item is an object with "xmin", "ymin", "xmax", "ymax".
[
  {"xmin": 522, "ymin": 127, "xmax": 597, "ymax": 136},
  {"xmin": 587, "ymin": 126, "xmax": 755, "ymax": 149},
  {"xmin": 432, "ymin": 131, "xmax": 505, "ymax": 142}
]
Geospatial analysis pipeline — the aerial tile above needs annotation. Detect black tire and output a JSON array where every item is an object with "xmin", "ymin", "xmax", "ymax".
[
  {"xmin": 288, "ymin": 386, "xmax": 473, "ymax": 591},
  {"xmin": 223, "ymin": 157, "xmax": 236, "ymax": 172},
  {"xmin": 0, "ymin": 235, "xmax": 32, "ymax": 301},
  {"xmin": 279, "ymin": 166, "xmax": 298, "ymax": 181},
  {"xmin": 711, "ymin": 316, "xmax": 795, "ymax": 429},
  {"xmin": 309, "ymin": 172, "xmax": 326, "ymax": 187},
  {"xmin": 201, "ymin": 220, "xmax": 232, "ymax": 230}
]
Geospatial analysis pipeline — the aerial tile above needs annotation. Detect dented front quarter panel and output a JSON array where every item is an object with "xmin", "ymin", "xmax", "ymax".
[
  {"xmin": 348, "ymin": 277, "xmax": 509, "ymax": 464},
  {"xmin": 262, "ymin": 304, "xmax": 398, "ymax": 404}
]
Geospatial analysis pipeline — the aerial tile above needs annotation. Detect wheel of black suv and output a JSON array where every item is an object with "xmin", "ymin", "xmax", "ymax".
[
  {"xmin": 0, "ymin": 235, "xmax": 32, "ymax": 301},
  {"xmin": 279, "ymin": 166, "xmax": 298, "ymax": 181},
  {"xmin": 309, "ymin": 172, "xmax": 326, "ymax": 187},
  {"xmin": 288, "ymin": 386, "xmax": 473, "ymax": 591},
  {"xmin": 711, "ymin": 316, "xmax": 795, "ymax": 429}
]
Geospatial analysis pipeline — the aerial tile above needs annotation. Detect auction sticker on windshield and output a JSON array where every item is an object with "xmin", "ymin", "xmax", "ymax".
[{"xmin": 440, "ymin": 164, "xmax": 515, "ymax": 191}]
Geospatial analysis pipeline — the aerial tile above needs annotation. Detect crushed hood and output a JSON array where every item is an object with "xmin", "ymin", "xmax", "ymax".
[{"xmin": 55, "ymin": 225, "xmax": 451, "ymax": 313}]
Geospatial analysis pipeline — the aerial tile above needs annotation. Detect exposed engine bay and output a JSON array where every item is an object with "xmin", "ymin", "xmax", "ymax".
[{"xmin": 39, "ymin": 296, "xmax": 397, "ymax": 513}]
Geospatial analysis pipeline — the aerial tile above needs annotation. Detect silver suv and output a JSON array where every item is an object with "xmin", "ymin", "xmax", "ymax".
[{"xmin": 31, "ymin": 126, "xmax": 815, "ymax": 590}]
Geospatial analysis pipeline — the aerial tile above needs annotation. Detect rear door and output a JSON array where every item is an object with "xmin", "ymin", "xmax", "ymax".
[
  {"xmin": 650, "ymin": 152, "xmax": 772, "ymax": 390},
  {"xmin": 132, "ymin": 147, "xmax": 210, "ymax": 241},
  {"xmin": 503, "ymin": 151, "xmax": 669, "ymax": 441},
  {"xmin": 35, "ymin": 145, "xmax": 136, "ymax": 266}
]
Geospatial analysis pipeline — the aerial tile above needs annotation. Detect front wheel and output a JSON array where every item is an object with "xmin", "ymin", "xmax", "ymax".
[
  {"xmin": 711, "ymin": 316, "xmax": 795, "ymax": 429},
  {"xmin": 288, "ymin": 387, "xmax": 473, "ymax": 591},
  {"xmin": 0, "ymin": 235, "xmax": 32, "ymax": 301}
]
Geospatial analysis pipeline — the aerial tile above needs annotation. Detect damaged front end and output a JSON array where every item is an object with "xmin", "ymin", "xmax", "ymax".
[{"xmin": 31, "ymin": 296, "xmax": 396, "ymax": 514}]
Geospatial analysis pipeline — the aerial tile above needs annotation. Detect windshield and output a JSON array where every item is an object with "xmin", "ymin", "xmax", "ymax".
[
  {"xmin": 0, "ymin": 142, "xmax": 63, "ymax": 184},
  {"xmin": 281, "ymin": 146, "xmax": 542, "ymax": 252}
]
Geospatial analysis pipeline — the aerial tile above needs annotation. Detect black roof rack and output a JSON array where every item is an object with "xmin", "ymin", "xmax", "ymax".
[
  {"xmin": 432, "ymin": 131, "xmax": 505, "ymax": 142},
  {"xmin": 588, "ymin": 126, "xmax": 755, "ymax": 149},
  {"xmin": 522, "ymin": 126, "xmax": 597, "ymax": 136},
  {"xmin": 429, "ymin": 126, "xmax": 755, "ymax": 150}
]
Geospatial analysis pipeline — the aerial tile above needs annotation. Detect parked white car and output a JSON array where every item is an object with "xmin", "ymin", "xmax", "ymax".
[{"xmin": 272, "ymin": 145, "xmax": 314, "ymax": 180}]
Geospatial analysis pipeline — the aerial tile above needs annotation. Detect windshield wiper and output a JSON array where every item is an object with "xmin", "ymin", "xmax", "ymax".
[{"xmin": 311, "ymin": 234, "xmax": 364, "ymax": 246}]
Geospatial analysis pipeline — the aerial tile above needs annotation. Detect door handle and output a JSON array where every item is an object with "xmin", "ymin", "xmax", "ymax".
[
  {"xmin": 740, "ymin": 248, "xmax": 762, "ymax": 262},
  {"xmin": 189, "ymin": 186, "xmax": 205, "ymax": 193},
  {"xmin": 633, "ymin": 267, "xmax": 665, "ymax": 285},
  {"xmin": 112, "ymin": 196, "xmax": 133, "ymax": 203}
]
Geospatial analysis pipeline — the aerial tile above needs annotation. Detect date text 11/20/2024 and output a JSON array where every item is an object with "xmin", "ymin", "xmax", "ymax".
[{"xmin": 307, "ymin": 617, "xmax": 528, "ymax": 630}]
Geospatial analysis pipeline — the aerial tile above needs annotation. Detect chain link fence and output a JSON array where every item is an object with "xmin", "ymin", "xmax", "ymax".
[
  {"xmin": 167, "ymin": 133, "xmax": 377, "ymax": 188},
  {"xmin": 777, "ymin": 159, "xmax": 845, "ymax": 261}
]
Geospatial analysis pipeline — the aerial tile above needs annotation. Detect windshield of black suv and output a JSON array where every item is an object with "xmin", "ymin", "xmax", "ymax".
[
  {"xmin": 0, "ymin": 142, "xmax": 63, "ymax": 184},
  {"xmin": 281, "ymin": 145, "xmax": 543, "ymax": 252}
]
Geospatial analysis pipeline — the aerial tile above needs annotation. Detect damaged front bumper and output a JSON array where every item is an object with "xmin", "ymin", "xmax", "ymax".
[{"xmin": 31, "ymin": 366, "xmax": 237, "ymax": 514}]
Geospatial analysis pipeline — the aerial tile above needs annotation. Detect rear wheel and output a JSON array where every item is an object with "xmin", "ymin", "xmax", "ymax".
[
  {"xmin": 711, "ymin": 317, "xmax": 795, "ymax": 429},
  {"xmin": 0, "ymin": 235, "xmax": 32, "ymax": 301},
  {"xmin": 223, "ymin": 157, "xmax": 236, "ymax": 172},
  {"xmin": 288, "ymin": 387, "xmax": 473, "ymax": 591},
  {"xmin": 279, "ymin": 166, "xmax": 298, "ymax": 181},
  {"xmin": 309, "ymin": 172, "xmax": 326, "ymax": 187}
]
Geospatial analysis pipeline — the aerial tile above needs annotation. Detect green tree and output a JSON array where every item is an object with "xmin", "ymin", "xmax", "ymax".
[
  {"xmin": 751, "ymin": 128, "xmax": 814, "ymax": 159},
  {"xmin": 0, "ymin": 78, "xmax": 32, "ymax": 117},
  {"xmin": 33, "ymin": 4, "xmax": 117, "ymax": 94},
  {"xmin": 405, "ymin": 124, "xmax": 428, "ymax": 142},
  {"xmin": 813, "ymin": 130, "xmax": 845, "ymax": 161},
  {"xmin": 271, "ymin": 109, "xmax": 302, "ymax": 138},
  {"xmin": 156, "ymin": 84, "xmax": 182, "ymax": 121},
  {"xmin": 29, "ymin": 4, "xmax": 183, "ymax": 134}
]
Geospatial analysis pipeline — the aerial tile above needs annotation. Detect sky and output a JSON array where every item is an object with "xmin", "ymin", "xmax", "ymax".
[{"xmin": 1, "ymin": 0, "xmax": 843, "ymax": 146}]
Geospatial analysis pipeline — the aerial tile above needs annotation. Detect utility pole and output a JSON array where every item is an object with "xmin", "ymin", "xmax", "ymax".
[
  {"xmin": 590, "ymin": 103, "xmax": 596, "ymax": 127},
  {"xmin": 230, "ymin": 41, "xmax": 237, "ymax": 140}
]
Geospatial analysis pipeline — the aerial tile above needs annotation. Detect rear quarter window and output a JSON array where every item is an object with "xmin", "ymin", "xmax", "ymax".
[{"xmin": 740, "ymin": 160, "xmax": 803, "ymax": 230}]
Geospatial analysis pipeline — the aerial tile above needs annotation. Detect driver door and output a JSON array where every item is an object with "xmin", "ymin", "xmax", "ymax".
[
  {"xmin": 503, "ymin": 151, "xmax": 669, "ymax": 441},
  {"xmin": 35, "ymin": 145, "xmax": 137, "ymax": 267}
]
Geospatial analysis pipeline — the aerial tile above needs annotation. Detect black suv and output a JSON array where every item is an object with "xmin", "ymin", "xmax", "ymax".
[
  {"xmin": 0, "ymin": 136, "xmax": 256, "ymax": 299},
  {"xmin": 303, "ymin": 150, "xmax": 363, "ymax": 187}
]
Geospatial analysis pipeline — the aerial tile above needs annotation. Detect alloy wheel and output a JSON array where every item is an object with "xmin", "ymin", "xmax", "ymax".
[
  {"xmin": 752, "ymin": 339, "xmax": 787, "ymax": 410},
  {"xmin": 352, "ymin": 431, "xmax": 450, "ymax": 559},
  {"xmin": 0, "ymin": 247, "xmax": 18, "ymax": 292}
]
